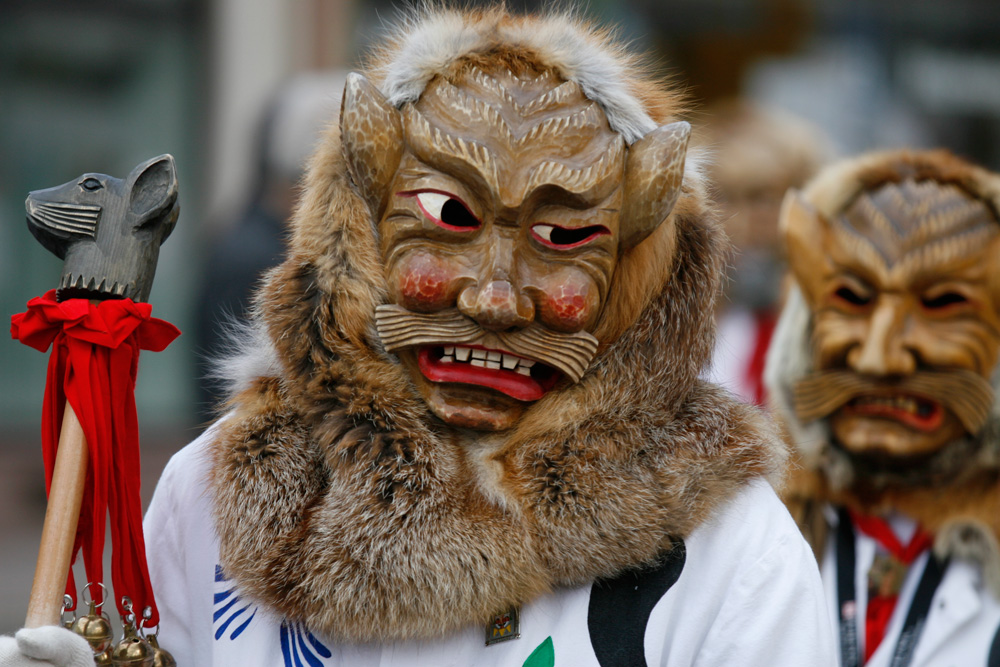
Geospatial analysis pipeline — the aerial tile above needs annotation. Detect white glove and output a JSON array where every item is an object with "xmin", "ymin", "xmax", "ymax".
[{"xmin": 0, "ymin": 626, "xmax": 94, "ymax": 667}]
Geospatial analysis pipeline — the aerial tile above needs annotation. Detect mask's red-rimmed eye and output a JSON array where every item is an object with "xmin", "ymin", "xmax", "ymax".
[
  {"xmin": 532, "ymin": 223, "xmax": 610, "ymax": 249},
  {"xmin": 406, "ymin": 191, "xmax": 481, "ymax": 231}
]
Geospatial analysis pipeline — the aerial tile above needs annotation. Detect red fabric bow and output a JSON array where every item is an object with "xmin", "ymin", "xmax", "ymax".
[{"xmin": 11, "ymin": 290, "xmax": 179, "ymax": 627}]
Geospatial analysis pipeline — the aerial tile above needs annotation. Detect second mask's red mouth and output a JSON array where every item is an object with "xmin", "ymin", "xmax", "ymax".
[
  {"xmin": 841, "ymin": 393, "xmax": 945, "ymax": 432},
  {"xmin": 417, "ymin": 345, "xmax": 560, "ymax": 402}
]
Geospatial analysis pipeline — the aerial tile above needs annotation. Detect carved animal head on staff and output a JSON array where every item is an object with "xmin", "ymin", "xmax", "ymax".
[{"xmin": 26, "ymin": 154, "xmax": 179, "ymax": 303}]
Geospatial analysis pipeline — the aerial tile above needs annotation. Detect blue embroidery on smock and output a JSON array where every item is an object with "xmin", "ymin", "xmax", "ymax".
[{"xmin": 214, "ymin": 565, "xmax": 333, "ymax": 666}]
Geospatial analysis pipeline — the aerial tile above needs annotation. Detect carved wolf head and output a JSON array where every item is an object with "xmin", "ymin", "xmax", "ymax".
[{"xmin": 26, "ymin": 154, "xmax": 179, "ymax": 303}]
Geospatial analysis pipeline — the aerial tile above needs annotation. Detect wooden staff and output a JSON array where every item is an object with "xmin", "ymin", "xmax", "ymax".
[
  {"xmin": 25, "ymin": 405, "xmax": 88, "ymax": 628},
  {"xmin": 19, "ymin": 154, "xmax": 179, "ymax": 627}
]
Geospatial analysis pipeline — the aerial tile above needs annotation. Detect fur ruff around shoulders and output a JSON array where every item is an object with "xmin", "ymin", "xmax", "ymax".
[{"xmin": 208, "ymin": 6, "xmax": 786, "ymax": 643}]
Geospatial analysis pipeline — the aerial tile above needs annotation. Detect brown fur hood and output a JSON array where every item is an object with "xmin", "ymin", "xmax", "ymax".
[
  {"xmin": 766, "ymin": 149, "xmax": 1000, "ymax": 595},
  {"xmin": 207, "ymin": 6, "xmax": 786, "ymax": 643}
]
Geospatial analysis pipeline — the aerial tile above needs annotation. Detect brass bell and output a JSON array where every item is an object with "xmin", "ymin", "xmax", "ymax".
[
  {"xmin": 111, "ymin": 604, "xmax": 155, "ymax": 667},
  {"xmin": 147, "ymin": 636, "xmax": 177, "ymax": 667},
  {"xmin": 109, "ymin": 634, "xmax": 155, "ymax": 667},
  {"xmin": 68, "ymin": 600, "xmax": 114, "ymax": 655}
]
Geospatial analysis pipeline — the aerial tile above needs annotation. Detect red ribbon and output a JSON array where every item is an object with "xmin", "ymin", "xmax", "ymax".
[
  {"xmin": 745, "ymin": 310, "xmax": 777, "ymax": 407},
  {"xmin": 849, "ymin": 510, "xmax": 933, "ymax": 663},
  {"xmin": 11, "ymin": 290, "xmax": 179, "ymax": 627}
]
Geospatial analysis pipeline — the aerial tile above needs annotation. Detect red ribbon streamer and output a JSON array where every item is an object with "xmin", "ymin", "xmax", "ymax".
[
  {"xmin": 11, "ymin": 290, "xmax": 179, "ymax": 627},
  {"xmin": 744, "ymin": 310, "xmax": 777, "ymax": 407}
]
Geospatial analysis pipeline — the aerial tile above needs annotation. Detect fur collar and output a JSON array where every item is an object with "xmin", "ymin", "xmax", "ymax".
[{"xmin": 206, "ymin": 6, "xmax": 786, "ymax": 642}]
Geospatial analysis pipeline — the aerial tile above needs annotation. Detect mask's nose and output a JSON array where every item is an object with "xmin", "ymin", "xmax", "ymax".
[
  {"xmin": 458, "ymin": 279, "xmax": 535, "ymax": 331},
  {"xmin": 847, "ymin": 296, "xmax": 916, "ymax": 376}
]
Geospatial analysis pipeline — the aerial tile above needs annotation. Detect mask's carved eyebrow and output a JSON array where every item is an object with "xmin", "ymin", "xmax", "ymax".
[
  {"xmin": 521, "ymin": 138, "xmax": 624, "ymax": 207},
  {"xmin": 403, "ymin": 105, "xmax": 500, "ymax": 195}
]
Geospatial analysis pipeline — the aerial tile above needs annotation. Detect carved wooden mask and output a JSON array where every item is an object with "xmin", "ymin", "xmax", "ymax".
[
  {"xmin": 783, "ymin": 179, "xmax": 1000, "ymax": 459},
  {"xmin": 342, "ymin": 66, "xmax": 689, "ymax": 430}
]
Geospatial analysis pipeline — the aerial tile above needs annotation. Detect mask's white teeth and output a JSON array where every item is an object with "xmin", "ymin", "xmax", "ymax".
[
  {"xmin": 855, "ymin": 395, "xmax": 927, "ymax": 415},
  {"xmin": 438, "ymin": 345, "xmax": 540, "ymax": 376}
]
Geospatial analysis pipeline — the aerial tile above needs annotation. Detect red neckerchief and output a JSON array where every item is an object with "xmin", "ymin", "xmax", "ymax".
[
  {"xmin": 11, "ymin": 290, "xmax": 179, "ymax": 625},
  {"xmin": 848, "ymin": 510, "xmax": 933, "ymax": 663}
]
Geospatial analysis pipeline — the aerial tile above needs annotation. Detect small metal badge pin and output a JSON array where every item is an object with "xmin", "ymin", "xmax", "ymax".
[{"xmin": 484, "ymin": 606, "xmax": 521, "ymax": 646}]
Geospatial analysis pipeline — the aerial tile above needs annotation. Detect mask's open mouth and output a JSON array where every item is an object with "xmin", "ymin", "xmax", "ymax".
[
  {"xmin": 417, "ymin": 345, "xmax": 561, "ymax": 401},
  {"xmin": 841, "ymin": 393, "xmax": 944, "ymax": 432}
]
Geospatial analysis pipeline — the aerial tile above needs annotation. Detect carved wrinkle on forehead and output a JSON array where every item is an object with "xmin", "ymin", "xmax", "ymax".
[
  {"xmin": 834, "ymin": 180, "xmax": 999, "ymax": 280},
  {"xmin": 403, "ymin": 105, "xmax": 500, "ymax": 193},
  {"xmin": 402, "ymin": 67, "xmax": 625, "ymax": 206}
]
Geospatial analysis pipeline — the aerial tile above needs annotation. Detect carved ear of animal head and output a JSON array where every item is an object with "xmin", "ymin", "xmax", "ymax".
[
  {"xmin": 128, "ymin": 154, "xmax": 179, "ymax": 242},
  {"xmin": 619, "ymin": 121, "xmax": 690, "ymax": 251},
  {"xmin": 780, "ymin": 188, "xmax": 833, "ymax": 307},
  {"xmin": 340, "ymin": 72, "xmax": 404, "ymax": 217}
]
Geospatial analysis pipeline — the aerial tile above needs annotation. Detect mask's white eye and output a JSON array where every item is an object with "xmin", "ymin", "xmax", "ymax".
[
  {"xmin": 534, "ymin": 224, "xmax": 554, "ymax": 242},
  {"xmin": 531, "ymin": 223, "xmax": 610, "ymax": 249},
  {"xmin": 416, "ymin": 192, "xmax": 448, "ymax": 220},
  {"xmin": 411, "ymin": 191, "xmax": 480, "ymax": 231}
]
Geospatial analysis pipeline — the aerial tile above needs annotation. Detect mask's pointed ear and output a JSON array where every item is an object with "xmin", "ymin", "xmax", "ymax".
[
  {"xmin": 780, "ymin": 188, "xmax": 832, "ymax": 306},
  {"xmin": 340, "ymin": 72, "xmax": 404, "ymax": 217},
  {"xmin": 619, "ymin": 121, "xmax": 690, "ymax": 251}
]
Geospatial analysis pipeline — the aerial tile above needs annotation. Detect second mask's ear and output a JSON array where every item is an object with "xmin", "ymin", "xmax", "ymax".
[
  {"xmin": 619, "ymin": 121, "xmax": 690, "ymax": 251},
  {"xmin": 780, "ymin": 189, "xmax": 833, "ymax": 307},
  {"xmin": 340, "ymin": 73, "xmax": 404, "ymax": 217}
]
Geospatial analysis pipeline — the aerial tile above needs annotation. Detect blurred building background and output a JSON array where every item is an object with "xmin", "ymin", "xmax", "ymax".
[{"xmin": 2, "ymin": 0, "xmax": 1000, "ymax": 634}]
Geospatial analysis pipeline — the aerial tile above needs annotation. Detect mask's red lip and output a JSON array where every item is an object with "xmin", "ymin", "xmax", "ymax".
[
  {"xmin": 417, "ymin": 346, "xmax": 559, "ymax": 402},
  {"xmin": 842, "ymin": 393, "xmax": 945, "ymax": 432}
]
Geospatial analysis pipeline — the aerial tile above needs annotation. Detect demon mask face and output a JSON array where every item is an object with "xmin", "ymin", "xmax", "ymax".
[
  {"xmin": 341, "ymin": 65, "xmax": 689, "ymax": 430},
  {"xmin": 783, "ymin": 166, "xmax": 1000, "ymax": 465}
]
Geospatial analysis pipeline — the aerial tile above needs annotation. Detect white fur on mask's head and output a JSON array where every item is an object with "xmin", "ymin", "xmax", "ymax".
[{"xmin": 373, "ymin": 7, "xmax": 657, "ymax": 143}]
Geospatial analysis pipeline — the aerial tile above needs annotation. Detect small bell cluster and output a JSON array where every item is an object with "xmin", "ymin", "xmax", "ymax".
[{"xmin": 62, "ymin": 586, "xmax": 175, "ymax": 666}]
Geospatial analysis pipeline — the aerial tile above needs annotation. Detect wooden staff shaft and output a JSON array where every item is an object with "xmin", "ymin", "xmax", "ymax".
[{"xmin": 24, "ymin": 402, "xmax": 88, "ymax": 628}]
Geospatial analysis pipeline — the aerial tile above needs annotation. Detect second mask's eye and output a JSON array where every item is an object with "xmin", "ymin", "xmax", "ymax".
[
  {"xmin": 833, "ymin": 285, "xmax": 872, "ymax": 307},
  {"xmin": 921, "ymin": 292, "xmax": 969, "ymax": 310},
  {"xmin": 532, "ymin": 223, "xmax": 610, "ymax": 249},
  {"xmin": 414, "ymin": 191, "xmax": 480, "ymax": 231}
]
